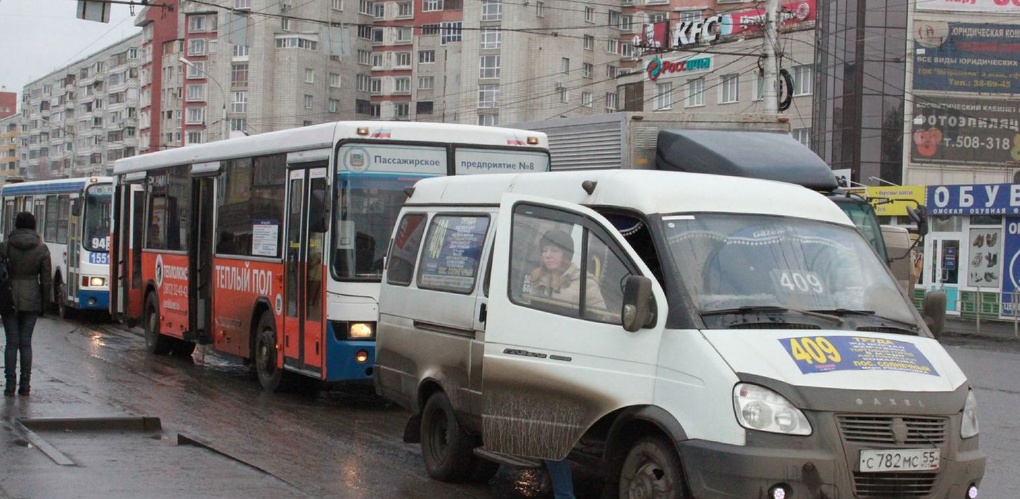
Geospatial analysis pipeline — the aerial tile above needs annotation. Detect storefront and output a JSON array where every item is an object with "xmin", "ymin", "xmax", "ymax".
[{"xmin": 924, "ymin": 183, "xmax": 1019, "ymax": 320}]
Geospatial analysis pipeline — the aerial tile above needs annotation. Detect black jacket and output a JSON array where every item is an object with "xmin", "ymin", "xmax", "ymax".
[{"xmin": 0, "ymin": 229, "xmax": 53, "ymax": 313}]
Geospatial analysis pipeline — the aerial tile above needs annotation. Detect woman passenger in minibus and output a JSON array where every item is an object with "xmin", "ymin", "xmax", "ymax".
[{"xmin": 524, "ymin": 228, "xmax": 606, "ymax": 310}]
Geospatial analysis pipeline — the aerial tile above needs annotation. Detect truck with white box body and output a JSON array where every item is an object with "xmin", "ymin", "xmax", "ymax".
[
  {"xmin": 515, "ymin": 112, "xmax": 940, "ymax": 329},
  {"xmin": 374, "ymin": 170, "xmax": 984, "ymax": 498}
]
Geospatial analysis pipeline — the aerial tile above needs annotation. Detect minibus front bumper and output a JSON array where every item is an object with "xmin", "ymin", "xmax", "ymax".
[{"xmin": 677, "ymin": 413, "xmax": 985, "ymax": 498}]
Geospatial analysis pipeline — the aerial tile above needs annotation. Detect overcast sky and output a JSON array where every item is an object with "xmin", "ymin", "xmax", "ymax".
[{"xmin": 0, "ymin": 0, "xmax": 140, "ymax": 103}]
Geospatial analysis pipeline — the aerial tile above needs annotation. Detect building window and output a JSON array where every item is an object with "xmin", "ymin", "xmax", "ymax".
[
  {"xmin": 372, "ymin": 28, "xmax": 383, "ymax": 44},
  {"xmin": 332, "ymin": 0, "xmax": 343, "ymax": 10},
  {"xmin": 561, "ymin": 58, "xmax": 569, "ymax": 74},
  {"xmin": 584, "ymin": 35, "xmax": 594, "ymax": 50},
  {"xmin": 606, "ymin": 65, "xmax": 618, "ymax": 79},
  {"xmin": 480, "ymin": 55, "xmax": 500, "ymax": 79},
  {"xmin": 585, "ymin": 6, "xmax": 594, "ymax": 22},
  {"xmin": 185, "ymin": 61, "xmax": 206, "ymax": 79},
  {"xmin": 478, "ymin": 84, "xmax": 500, "ymax": 108},
  {"xmin": 419, "ymin": 50, "xmax": 435, "ymax": 64},
  {"xmin": 396, "ymin": 52, "xmax": 412, "ymax": 67},
  {"xmin": 481, "ymin": 28, "xmax": 501, "ymax": 49},
  {"xmin": 791, "ymin": 128, "xmax": 812, "ymax": 147},
  {"xmin": 753, "ymin": 72, "xmax": 764, "ymax": 101},
  {"xmin": 188, "ymin": 39, "xmax": 206, "ymax": 56},
  {"xmin": 607, "ymin": 38, "xmax": 618, "ymax": 54},
  {"xmin": 358, "ymin": 49, "xmax": 371, "ymax": 65},
  {"xmin": 423, "ymin": 0, "xmax": 442, "ymax": 11},
  {"xmin": 605, "ymin": 93, "xmax": 617, "ymax": 112},
  {"xmin": 583, "ymin": 63, "xmax": 593, "ymax": 79},
  {"xmin": 621, "ymin": 15, "xmax": 633, "ymax": 32},
  {"xmin": 281, "ymin": 17, "xmax": 291, "ymax": 31},
  {"xmin": 582, "ymin": 91, "xmax": 593, "ymax": 107},
  {"xmin": 655, "ymin": 82, "xmax": 672, "ymax": 110},
  {"xmin": 441, "ymin": 22, "xmax": 462, "ymax": 44},
  {"xmin": 275, "ymin": 36, "xmax": 318, "ymax": 50},
  {"xmin": 357, "ymin": 74, "xmax": 371, "ymax": 91},
  {"xmin": 481, "ymin": 0, "xmax": 501, "ymax": 21},
  {"xmin": 396, "ymin": 27, "xmax": 413, "ymax": 43},
  {"xmin": 372, "ymin": 53, "xmax": 383, "ymax": 68},
  {"xmin": 232, "ymin": 91, "xmax": 247, "ymax": 113},
  {"xmin": 188, "ymin": 14, "xmax": 214, "ymax": 33},
  {"xmin": 186, "ymin": 131, "xmax": 203, "ymax": 144},
  {"xmin": 478, "ymin": 113, "xmax": 499, "ymax": 126},
  {"xmin": 394, "ymin": 102, "xmax": 409, "ymax": 118},
  {"xmin": 373, "ymin": 2, "xmax": 384, "ymax": 18},
  {"xmin": 686, "ymin": 77, "xmax": 705, "ymax": 107},
  {"xmin": 329, "ymin": 73, "xmax": 341, "ymax": 88},
  {"xmin": 305, "ymin": 68, "xmax": 315, "ymax": 84},
  {"xmin": 186, "ymin": 84, "xmax": 206, "ymax": 102},
  {"xmin": 417, "ymin": 101, "xmax": 434, "ymax": 115},
  {"xmin": 329, "ymin": 99, "xmax": 340, "ymax": 113},
  {"xmin": 231, "ymin": 63, "xmax": 249, "ymax": 86},
  {"xmin": 608, "ymin": 10, "xmax": 621, "ymax": 29},
  {"xmin": 793, "ymin": 65, "xmax": 813, "ymax": 96},
  {"xmin": 230, "ymin": 118, "xmax": 247, "ymax": 132},
  {"xmin": 398, "ymin": 1, "xmax": 412, "ymax": 16},
  {"xmin": 395, "ymin": 77, "xmax": 411, "ymax": 93},
  {"xmin": 186, "ymin": 107, "xmax": 205, "ymax": 124},
  {"xmin": 536, "ymin": 1, "xmax": 545, "ymax": 17},
  {"xmin": 370, "ymin": 78, "xmax": 382, "ymax": 94},
  {"xmin": 422, "ymin": 23, "xmax": 440, "ymax": 35},
  {"xmin": 371, "ymin": 103, "xmax": 381, "ymax": 117},
  {"xmin": 419, "ymin": 76, "xmax": 435, "ymax": 90},
  {"xmin": 357, "ymin": 25, "xmax": 372, "ymax": 39},
  {"xmin": 359, "ymin": 0, "xmax": 372, "ymax": 14},
  {"xmin": 303, "ymin": 95, "xmax": 313, "ymax": 109},
  {"xmin": 559, "ymin": 87, "xmax": 568, "ymax": 103},
  {"xmin": 720, "ymin": 74, "xmax": 738, "ymax": 103}
]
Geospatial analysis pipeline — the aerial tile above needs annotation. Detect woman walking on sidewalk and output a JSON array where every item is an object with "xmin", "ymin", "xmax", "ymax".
[{"xmin": 2, "ymin": 212, "xmax": 52, "ymax": 396}]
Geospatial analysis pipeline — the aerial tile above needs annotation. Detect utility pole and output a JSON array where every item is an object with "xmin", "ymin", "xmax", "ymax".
[{"xmin": 762, "ymin": 0, "xmax": 780, "ymax": 115}]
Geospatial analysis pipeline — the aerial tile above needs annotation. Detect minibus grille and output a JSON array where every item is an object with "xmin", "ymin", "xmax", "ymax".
[
  {"xmin": 727, "ymin": 323, "xmax": 820, "ymax": 329},
  {"xmin": 837, "ymin": 415, "xmax": 948, "ymax": 445},
  {"xmin": 851, "ymin": 471, "xmax": 937, "ymax": 498}
]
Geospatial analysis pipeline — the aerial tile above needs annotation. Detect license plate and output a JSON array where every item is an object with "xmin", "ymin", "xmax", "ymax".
[{"xmin": 859, "ymin": 448, "xmax": 940, "ymax": 473}]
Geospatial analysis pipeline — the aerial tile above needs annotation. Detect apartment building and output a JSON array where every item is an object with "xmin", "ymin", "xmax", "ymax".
[
  {"xmin": 19, "ymin": 35, "xmax": 142, "ymax": 179},
  {"xmin": 0, "ymin": 91, "xmax": 16, "ymax": 119},
  {"xmin": 0, "ymin": 114, "xmax": 21, "ymax": 181}
]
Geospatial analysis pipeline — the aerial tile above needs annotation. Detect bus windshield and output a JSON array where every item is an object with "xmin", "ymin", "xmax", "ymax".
[
  {"xmin": 332, "ymin": 173, "xmax": 430, "ymax": 280},
  {"xmin": 661, "ymin": 213, "xmax": 918, "ymax": 330},
  {"xmin": 83, "ymin": 184, "xmax": 113, "ymax": 252}
]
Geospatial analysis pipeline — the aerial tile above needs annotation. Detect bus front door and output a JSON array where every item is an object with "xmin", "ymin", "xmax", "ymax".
[
  {"xmin": 283, "ymin": 166, "xmax": 328, "ymax": 378},
  {"xmin": 189, "ymin": 176, "xmax": 215, "ymax": 344}
]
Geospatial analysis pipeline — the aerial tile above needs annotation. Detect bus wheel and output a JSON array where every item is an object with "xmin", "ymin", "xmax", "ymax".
[
  {"xmin": 618, "ymin": 436, "xmax": 688, "ymax": 499},
  {"xmin": 55, "ymin": 278, "xmax": 74, "ymax": 319},
  {"xmin": 254, "ymin": 312, "xmax": 283, "ymax": 392},
  {"xmin": 420, "ymin": 391, "xmax": 473, "ymax": 482},
  {"xmin": 143, "ymin": 294, "xmax": 172, "ymax": 355}
]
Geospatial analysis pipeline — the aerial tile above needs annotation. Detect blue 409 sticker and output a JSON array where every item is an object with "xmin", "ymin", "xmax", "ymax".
[{"xmin": 780, "ymin": 336, "xmax": 939, "ymax": 376}]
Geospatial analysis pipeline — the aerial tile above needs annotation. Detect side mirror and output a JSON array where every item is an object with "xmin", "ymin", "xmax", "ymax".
[
  {"xmin": 70, "ymin": 198, "xmax": 81, "ymax": 217},
  {"xmin": 622, "ymin": 275, "xmax": 655, "ymax": 332},
  {"xmin": 922, "ymin": 290, "xmax": 947, "ymax": 340},
  {"xmin": 906, "ymin": 205, "xmax": 929, "ymax": 238}
]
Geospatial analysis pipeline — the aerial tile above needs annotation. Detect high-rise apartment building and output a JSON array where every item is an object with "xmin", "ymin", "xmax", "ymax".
[
  {"xmin": 0, "ymin": 114, "xmax": 21, "ymax": 181},
  {"xmin": 0, "ymin": 91, "xmax": 17, "ymax": 119},
  {"xmin": 19, "ymin": 35, "xmax": 142, "ymax": 179}
]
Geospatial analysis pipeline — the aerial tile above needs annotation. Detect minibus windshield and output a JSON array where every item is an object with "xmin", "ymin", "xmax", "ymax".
[{"xmin": 660, "ymin": 213, "xmax": 918, "ymax": 329}]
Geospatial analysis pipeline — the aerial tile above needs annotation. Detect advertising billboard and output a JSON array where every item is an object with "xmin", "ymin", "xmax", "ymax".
[
  {"xmin": 913, "ymin": 22, "xmax": 1020, "ymax": 94},
  {"xmin": 917, "ymin": 0, "xmax": 1020, "ymax": 13},
  {"xmin": 910, "ymin": 96, "xmax": 1020, "ymax": 166}
]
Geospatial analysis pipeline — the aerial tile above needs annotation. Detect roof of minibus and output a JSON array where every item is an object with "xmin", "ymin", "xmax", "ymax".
[
  {"xmin": 407, "ymin": 170, "xmax": 852, "ymax": 225},
  {"xmin": 112, "ymin": 121, "xmax": 548, "ymax": 175}
]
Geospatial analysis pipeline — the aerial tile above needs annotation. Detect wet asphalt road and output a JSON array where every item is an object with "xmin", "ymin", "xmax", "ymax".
[
  {"xmin": 2, "ymin": 316, "xmax": 568, "ymax": 499},
  {"xmin": 4, "ymin": 317, "xmax": 1019, "ymax": 498}
]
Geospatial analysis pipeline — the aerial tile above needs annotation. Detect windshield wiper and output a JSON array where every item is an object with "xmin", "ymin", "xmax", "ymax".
[
  {"xmin": 809, "ymin": 309, "xmax": 918, "ymax": 329},
  {"xmin": 701, "ymin": 306, "xmax": 843, "ymax": 325}
]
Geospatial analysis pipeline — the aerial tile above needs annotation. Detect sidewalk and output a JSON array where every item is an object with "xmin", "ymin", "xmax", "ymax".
[{"xmin": 944, "ymin": 315, "xmax": 1020, "ymax": 342}]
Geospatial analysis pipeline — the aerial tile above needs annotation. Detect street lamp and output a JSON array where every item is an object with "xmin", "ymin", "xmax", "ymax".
[{"xmin": 179, "ymin": 56, "xmax": 228, "ymax": 142}]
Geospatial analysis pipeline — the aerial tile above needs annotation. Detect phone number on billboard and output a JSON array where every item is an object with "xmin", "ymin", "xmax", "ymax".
[{"xmin": 943, "ymin": 136, "xmax": 1012, "ymax": 150}]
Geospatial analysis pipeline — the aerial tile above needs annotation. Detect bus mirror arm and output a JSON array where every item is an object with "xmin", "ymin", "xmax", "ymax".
[{"xmin": 71, "ymin": 199, "xmax": 81, "ymax": 217}]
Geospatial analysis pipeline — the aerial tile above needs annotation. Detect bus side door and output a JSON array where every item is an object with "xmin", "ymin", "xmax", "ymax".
[
  {"xmin": 283, "ymin": 166, "xmax": 328, "ymax": 377},
  {"xmin": 112, "ymin": 182, "xmax": 145, "ymax": 322}
]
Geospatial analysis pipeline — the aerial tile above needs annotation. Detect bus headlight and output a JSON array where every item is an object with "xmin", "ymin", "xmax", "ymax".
[
  {"xmin": 82, "ymin": 276, "xmax": 106, "ymax": 287},
  {"xmin": 349, "ymin": 322, "xmax": 374, "ymax": 339},
  {"xmin": 733, "ymin": 383, "xmax": 812, "ymax": 436},
  {"xmin": 961, "ymin": 389, "xmax": 980, "ymax": 438}
]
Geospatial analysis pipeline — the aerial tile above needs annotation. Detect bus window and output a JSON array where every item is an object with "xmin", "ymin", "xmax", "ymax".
[
  {"xmin": 83, "ymin": 184, "xmax": 114, "ymax": 252},
  {"xmin": 332, "ymin": 174, "xmax": 427, "ymax": 280},
  {"xmin": 216, "ymin": 155, "xmax": 286, "ymax": 258}
]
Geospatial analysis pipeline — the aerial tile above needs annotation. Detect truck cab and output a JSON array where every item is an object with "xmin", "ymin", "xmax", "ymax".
[{"xmin": 375, "ymin": 170, "xmax": 984, "ymax": 498}]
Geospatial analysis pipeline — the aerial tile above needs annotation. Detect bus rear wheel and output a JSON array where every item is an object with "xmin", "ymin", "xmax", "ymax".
[
  {"xmin": 254, "ymin": 312, "xmax": 283, "ymax": 392},
  {"xmin": 143, "ymin": 294, "xmax": 172, "ymax": 355}
]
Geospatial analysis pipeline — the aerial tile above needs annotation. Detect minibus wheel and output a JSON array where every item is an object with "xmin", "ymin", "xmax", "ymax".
[
  {"xmin": 619, "ymin": 436, "xmax": 688, "ymax": 499},
  {"xmin": 144, "ymin": 294, "xmax": 172, "ymax": 355},
  {"xmin": 254, "ymin": 312, "xmax": 283, "ymax": 392},
  {"xmin": 421, "ymin": 391, "xmax": 473, "ymax": 481}
]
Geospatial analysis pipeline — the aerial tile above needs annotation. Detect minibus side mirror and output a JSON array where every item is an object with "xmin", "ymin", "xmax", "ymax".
[
  {"xmin": 907, "ymin": 205, "xmax": 929, "ymax": 238},
  {"xmin": 622, "ymin": 275, "xmax": 655, "ymax": 332},
  {"xmin": 71, "ymin": 198, "xmax": 81, "ymax": 217}
]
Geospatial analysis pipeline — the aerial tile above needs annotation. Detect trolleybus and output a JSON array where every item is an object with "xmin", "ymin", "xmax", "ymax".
[
  {"xmin": 0, "ymin": 176, "xmax": 115, "ymax": 318},
  {"xmin": 111, "ymin": 121, "xmax": 549, "ymax": 391}
]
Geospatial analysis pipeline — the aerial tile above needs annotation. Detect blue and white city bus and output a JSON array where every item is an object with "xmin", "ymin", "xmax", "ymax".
[{"xmin": 0, "ymin": 177, "xmax": 114, "ymax": 318}]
